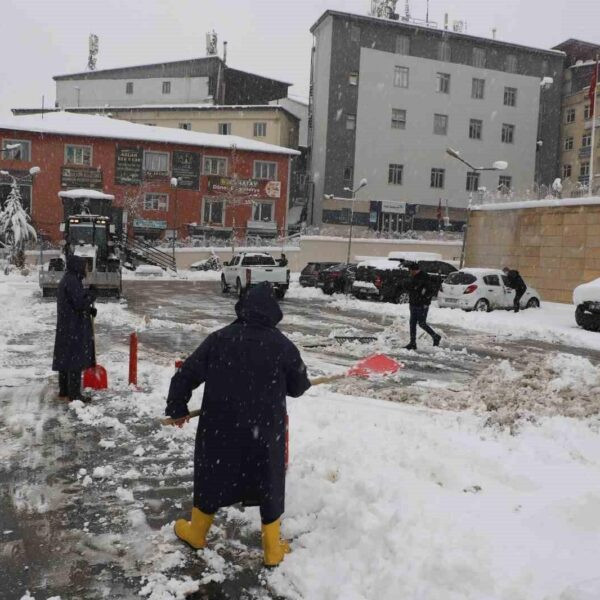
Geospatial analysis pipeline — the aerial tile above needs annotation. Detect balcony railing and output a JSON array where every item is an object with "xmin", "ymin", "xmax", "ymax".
[
  {"xmin": 246, "ymin": 219, "xmax": 277, "ymax": 231},
  {"xmin": 579, "ymin": 146, "xmax": 592, "ymax": 158}
]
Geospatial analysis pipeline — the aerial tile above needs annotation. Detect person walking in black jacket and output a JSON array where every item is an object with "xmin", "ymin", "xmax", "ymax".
[
  {"xmin": 502, "ymin": 267, "xmax": 527, "ymax": 313},
  {"xmin": 404, "ymin": 262, "xmax": 441, "ymax": 350},
  {"xmin": 165, "ymin": 283, "xmax": 311, "ymax": 567},
  {"xmin": 52, "ymin": 255, "xmax": 97, "ymax": 402}
]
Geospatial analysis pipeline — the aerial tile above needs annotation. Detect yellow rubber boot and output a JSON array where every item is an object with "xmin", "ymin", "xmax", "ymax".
[
  {"xmin": 261, "ymin": 519, "xmax": 291, "ymax": 567},
  {"xmin": 174, "ymin": 507, "xmax": 214, "ymax": 549}
]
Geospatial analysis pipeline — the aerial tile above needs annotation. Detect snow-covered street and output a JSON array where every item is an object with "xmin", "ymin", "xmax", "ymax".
[{"xmin": 2, "ymin": 272, "xmax": 600, "ymax": 600}]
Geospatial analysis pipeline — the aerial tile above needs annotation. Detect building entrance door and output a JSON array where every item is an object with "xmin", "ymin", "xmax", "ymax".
[{"xmin": 382, "ymin": 212, "xmax": 403, "ymax": 233}]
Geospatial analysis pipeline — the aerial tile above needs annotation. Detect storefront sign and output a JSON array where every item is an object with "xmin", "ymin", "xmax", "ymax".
[
  {"xmin": 133, "ymin": 219, "xmax": 167, "ymax": 230},
  {"xmin": 206, "ymin": 176, "xmax": 281, "ymax": 198},
  {"xmin": 61, "ymin": 167, "xmax": 103, "ymax": 189},
  {"xmin": 172, "ymin": 151, "xmax": 200, "ymax": 190},
  {"xmin": 115, "ymin": 147, "xmax": 143, "ymax": 185},
  {"xmin": 381, "ymin": 200, "xmax": 406, "ymax": 214}
]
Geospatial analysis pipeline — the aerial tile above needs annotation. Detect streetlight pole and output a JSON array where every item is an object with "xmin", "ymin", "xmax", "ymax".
[
  {"xmin": 170, "ymin": 177, "xmax": 179, "ymax": 265},
  {"xmin": 343, "ymin": 178, "xmax": 368, "ymax": 265}
]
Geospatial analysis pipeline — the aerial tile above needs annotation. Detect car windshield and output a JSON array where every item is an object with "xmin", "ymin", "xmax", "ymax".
[
  {"xmin": 446, "ymin": 271, "xmax": 477, "ymax": 285},
  {"xmin": 241, "ymin": 255, "xmax": 276, "ymax": 266}
]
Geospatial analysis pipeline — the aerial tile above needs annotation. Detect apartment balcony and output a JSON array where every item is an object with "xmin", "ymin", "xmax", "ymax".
[
  {"xmin": 579, "ymin": 146, "xmax": 592, "ymax": 159},
  {"xmin": 584, "ymin": 117, "xmax": 600, "ymax": 130}
]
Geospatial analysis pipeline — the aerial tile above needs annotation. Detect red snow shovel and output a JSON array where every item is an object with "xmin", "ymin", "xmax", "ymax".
[
  {"xmin": 83, "ymin": 314, "xmax": 108, "ymax": 390},
  {"xmin": 160, "ymin": 353, "xmax": 402, "ymax": 426}
]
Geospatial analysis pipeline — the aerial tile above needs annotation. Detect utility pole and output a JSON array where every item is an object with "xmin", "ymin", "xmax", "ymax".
[{"xmin": 589, "ymin": 56, "xmax": 599, "ymax": 196}]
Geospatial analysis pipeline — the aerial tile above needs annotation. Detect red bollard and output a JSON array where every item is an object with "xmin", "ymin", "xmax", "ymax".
[{"xmin": 129, "ymin": 332, "xmax": 138, "ymax": 386}]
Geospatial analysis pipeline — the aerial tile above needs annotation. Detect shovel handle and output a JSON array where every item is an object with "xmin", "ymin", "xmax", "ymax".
[{"xmin": 161, "ymin": 408, "xmax": 201, "ymax": 426}]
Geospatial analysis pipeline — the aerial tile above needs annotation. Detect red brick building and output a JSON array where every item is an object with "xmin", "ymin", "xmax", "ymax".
[{"xmin": 0, "ymin": 112, "xmax": 298, "ymax": 242}]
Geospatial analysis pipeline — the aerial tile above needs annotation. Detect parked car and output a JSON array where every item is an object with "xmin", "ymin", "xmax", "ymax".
[
  {"xmin": 573, "ymin": 277, "xmax": 600, "ymax": 331},
  {"xmin": 351, "ymin": 258, "xmax": 457, "ymax": 303},
  {"xmin": 317, "ymin": 263, "xmax": 357, "ymax": 295},
  {"xmin": 438, "ymin": 268, "xmax": 541, "ymax": 312},
  {"xmin": 299, "ymin": 262, "xmax": 339, "ymax": 287},
  {"xmin": 221, "ymin": 252, "xmax": 289, "ymax": 299},
  {"xmin": 190, "ymin": 255, "xmax": 221, "ymax": 271}
]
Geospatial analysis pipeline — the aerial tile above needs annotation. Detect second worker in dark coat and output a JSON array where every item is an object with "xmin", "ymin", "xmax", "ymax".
[
  {"xmin": 405, "ymin": 262, "xmax": 441, "ymax": 350},
  {"xmin": 502, "ymin": 267, "xmax": 527, "ymax": 312},
  {"xmin": 165, "ymin": 283, "xmax": 311, "ymax": 566}
]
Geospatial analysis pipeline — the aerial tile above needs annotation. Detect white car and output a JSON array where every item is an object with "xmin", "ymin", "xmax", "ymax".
[
  {"xmin": 438, "ymin": 268, "xmax": 541, "ymax": 312},
  {"xmin": 573, "ymin": 277, "xmax": 600, "ymax": 331},
  {"xmin": 221, "ymin": 252, "xmax": 289, "ymax": 299}
]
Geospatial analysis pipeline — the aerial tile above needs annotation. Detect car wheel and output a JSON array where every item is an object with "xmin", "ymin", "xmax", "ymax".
[
  {"xmin": 575, "ymin": 304, "xmax": 600, "ymax": 331},
  {"xmin": 526, "ymin": 297, "xmax": 540, "ymax": 309},
  {"xmin": 221, "ymin": 275, "xmax": 230, "ymax": 294},
  {"xmin": 474, "ymin": 298, "xmax": 491, "ymax": 312},
  {"xmin": 236, "ymin": 278, "xmax": 243, "ymax": 298}
]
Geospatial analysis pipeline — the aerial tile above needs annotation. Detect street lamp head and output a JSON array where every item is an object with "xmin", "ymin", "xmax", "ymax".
[
  {"xmin": 492, "ymin": 160, "xmax": 508, "ymax": 171},
  {"xmin": 324, "ymin": 193, "xmax": 334, "ymax": 199},
  {"xmin": 343, "ymin": 187, "xmax": 352, "ymax": 193},
  {"xmin": 29, "ymin": 166, "xmax": 41, "ymax": 176},
  {"xmin": 446, "ymin": 147, "xmax": 460, "ymax": 159},
  {"xmin": 358, "ymin": 178, "xmax": 368, "ymax": 189},
  {"xmin": 170, "ymin": 177, "xmax": 179, "ymax": 187}
]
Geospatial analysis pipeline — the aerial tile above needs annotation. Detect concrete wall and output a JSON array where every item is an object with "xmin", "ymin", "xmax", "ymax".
[{"xmin": 464, "ymin": 201, "xmax": 600, "ymax": 303}]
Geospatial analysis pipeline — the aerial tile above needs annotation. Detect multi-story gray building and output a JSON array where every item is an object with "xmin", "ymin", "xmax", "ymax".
[{"xmin": 308, "ymin": 10, "xmax": 565, "ymax": 231}]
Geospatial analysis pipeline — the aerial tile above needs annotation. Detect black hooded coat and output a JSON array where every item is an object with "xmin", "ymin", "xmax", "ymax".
[
  {"xmin": 165, "ymin": 284, "xmax": 311, "ymax": 522},
  {"xmin": 52, "ymin": 255, "xmax": 96, "ymax": 372}
]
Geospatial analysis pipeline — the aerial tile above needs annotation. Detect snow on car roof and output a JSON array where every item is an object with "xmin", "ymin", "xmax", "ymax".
[
  {"xmin": 573, "ymin": 277, "xmax": 600, "ymax": 305},
  {"xmin": 387, "ymin": 251, "xmax": 442, "ymax": 261},
  {"xmin": 358, "ymin": 259, "xmax": 401, "ymax": 270},
  {"xmin": 0, "ymin": 112, "xmax": 300, "ymax": 156},
  {"xmin": 461, "ymin": 268, "xmax": 505, "ymax": 276},
  {"xmin": 59, "ymin": 189, "xmax": 115, "ymax": 200}
]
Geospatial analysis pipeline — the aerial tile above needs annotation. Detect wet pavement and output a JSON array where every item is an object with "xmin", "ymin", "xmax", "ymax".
[{"xmin": 2, "ymin": 280, "xmax": 599, "ymax": 600}]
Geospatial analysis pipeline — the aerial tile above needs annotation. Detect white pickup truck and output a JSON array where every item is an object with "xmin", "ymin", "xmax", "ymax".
[{"xmin": 221, "ymin": 252, "xmax": 290, "ymax": 299}]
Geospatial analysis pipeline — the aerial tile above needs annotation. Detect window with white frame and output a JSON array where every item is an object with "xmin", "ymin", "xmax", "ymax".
[
  {"xmin": 564, "ymin": 137, "xmax": 574, "ymax": 150},
  {"xmin": 472, "ymin": 78, "xmax": 485, "ymax": 99},
  {"xmin": 566, "ymin": 108, "xmax": 576, "ymax": 124},
  {"xmin": 65, "ymin": 144, "xmax": 92, "ymax": 165},
  {"xmin": 436, "ymin": 72, "xmax": 450, "ymax": 94},
  {"xmin": 395, "ymin": 35, "xmax": 410, "ymax": 55},
  {"xmin": 472, "ymin": 47, "xmax": 486, "ymax": 68},
  {"xmin": 203, "ymin": 156, "xmax": 227, "ymax": 175},
  {"xmin": 143, "ymin": 150, "xmax": 169, "ymax": 173},
  {"xmin": 346, "ymin": 114, "xmax": 356, "ymax": 130},
  {"xmin": 466, "ymin": 171, "xmax": 480, "ymax": 191},
  {"xmin": 502, "ymin": 123, "xmax": 515, "ymax": 144},
  {"xmin": 584, "ymin": 105, "xmax": 591, "ymax": 120},
  {"xmin": 203, "ymin": 199, "xmax": 224, "ymax": 224},
  {"xmin": 253, "ymin": 122, "xmax": 267, "ymax": 137},
  {"xmin": 562, "ymin": 164, "xmax": 572, "ymax": 179},
  {"xmin": 581, "ymin": 162, "xmax": 590, "ymax": 177},
  {"xmin": 178, "ymin": 122, "xmax": 191, "ymax": 130},
  {"xmin": 162, "ymin": 81, "xmax": 171, "ymax": 94},
  {"xmin": 469, "ymin": 119, "xmax": 482, "ymax": 140},
  {"xmin": 349, "ymin": 72, "xmax": 359, "ymax": 86},
  {"xmin": 144, "ymin": 193, "xmax": 169, "ymax": 211},
  {"xmin": 388, "ymin": 164, "xmax": 403, "ymax": 185},
  {"xmin": 504, "ymin": 86, "xmax": 517, "ymax": 107},
  {"xmin": 498, "ymin": 175, "xmax": 512, "ymax": 191},
  {"xmin": 2, "ymin": 139, "xmax": 31, "ymax": 161},
  {"xmin": 126, "ymin": 82, "xmax": 133, "ymax": 94},
  {"xmin": 430, "ymin": 168, "xmax": 445, "ymax": 189},
  {"xmin": 253, "ymin": 201, "xmax": 273, "ymax": 222},
  {"xmin": 218, "ymin": 122, "xmax": 231, "ymax": 135},
  {"xmin": 582, "ymin": 132, "xmax": 592, "ymax": 147},
  {"xmin": 394, "ymin": 66, "xmax": 409, "ymax": 88},
  {"xmin": 433, "ymin": 114, "xmax": 448, "ymax": 135},
  {"xmin": 391, "ymin": 109, "xmax": 406, "ymax": 129},
  {"xmin": 254, "ymin": 161, "xmax": 277, "ymax": 180}
]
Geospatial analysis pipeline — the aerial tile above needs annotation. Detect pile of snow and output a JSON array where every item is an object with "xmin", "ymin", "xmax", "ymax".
[
  {"xmin": 134, "ymin": 265, "xmax": 164, "ymax": 277},
  {"xmin": 573, "ymin": 278, "xmax": 600, "ymax": 305}
]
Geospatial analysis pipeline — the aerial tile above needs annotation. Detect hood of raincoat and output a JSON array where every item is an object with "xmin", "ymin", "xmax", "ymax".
[
  {"xmin": 66, "ymin": 254, "xmax": 87, "ymax": 279},
  {"xmin": 235, "ymin": 282, "xmax": 282, "ymax": 327}
]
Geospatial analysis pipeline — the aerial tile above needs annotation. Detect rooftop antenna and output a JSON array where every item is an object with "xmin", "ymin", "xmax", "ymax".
[
  {"xmin": 425, "ymin": 0, "xmax": 429, "ymax": 25},
  {"xmin": 88, "ymin": 34, "xmax": 99, "ymax": 71},
  {"xmin": 492, "ymin": 27, "xmax": 497, "ymax": 40},
  {"xmin": 223, "ymin": 41, "xmax": 228, "ymax": 64},
  {"xmin": 405, "ymin": 0, "xmax": 410, "ymax": 21},
  {"xmin": 444, "ymin": 13, "xmax": 449, "ymax": 30}
]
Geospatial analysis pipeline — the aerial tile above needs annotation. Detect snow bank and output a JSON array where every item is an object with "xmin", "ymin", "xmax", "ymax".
[{"xmin": 473, "ymin": 195, "xmax": 600, "ymax": 212}]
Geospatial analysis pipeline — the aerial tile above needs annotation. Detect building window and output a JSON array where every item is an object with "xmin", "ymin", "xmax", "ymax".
[
  {"xmin": 350, "ymin": 24, "xmax": 360, "ymax": 42},
  {"xmin": 65, "ymin": 144, "xmax": 92, "ymax": 166},
  {"xmin": 498, "ymin": 175, "xmax": 512, "ymax": 191},
  {"xmin": 564, "ymin": 137, "xmax": 574, "ymax": 150},
  {"xmin": 430, "ymin": 168, "xmax": 445, "ymax": 189},
  {"xmin": 391, "ymin": 109, "xmax": 406, "ymax": 129},
  {"xmin": 349, "ymin": 72, "xmax": 359, "ymax": 86},
  {"xmin": 502, "ymin": 123, "xmax": 515, "ymax": 144},
  {"xmin": 346, "ymin": 114, "xmax": 356, "ymax": 130},
  {"xmin": 178, "ymin": 122, "xmax": 191, "ymax": 130},
  {"xmin": 203, "ymin": 199, "xmax": 224, "ymax": 224},
  {"xmin": 436, "ymin": 72, "xmax": 450, "ymax": 94},
  {"xmin": 566, "ymin": 108, "xmax": 576, "ymax": 124},
  {"xmin": 162, "ymin": 81, "xmax": 171, "ymax": 94},
  {"xmin": 388, "ymin": 163, "xmax": 403, "ymax": 185},
  {"xmin": 584, "ymin": 105, "xmax": 591, "ymax": 120},
  {"xmin": 562, "ymin": 164, "xmax": 572, "ymax": 179},
  {"xmin": 438, "ymin": 40, "xmax": 451, "ymax": 62},
  {"xmin": 253, "ymin": 201, "xmax": 273, "ymax": 222},
  {"xmin": 472, "ymin": 78, "xmax": 485, "ymax": 99},
  {"xmin": 433, "ymin": 113, "xmax": 448, "ymax": 135},
  {"xmin": 218, "ymin": 122, "xmax": 231, "ymax": 135},
  {"xmin": 144, "ymin": 193, "xmax": 169, "ymax": 211},
  {"xmin": 505, "ymin": 54, "xmax": 518, "ymax": 73},
  {"xmin": 2, "ymin": 139, "xmax": 31, "ymax": 161},
  {"xmin": 466, "ymin": 171, "xmax": 480, "ymax": 191},
  {"xmin": 504, "ymin": 87, "xmax": 517, "ymax": 107},
  {"xmin": 126, "ymin": 82, "xmax": 134, "ymax": 95},
  {"xmin": 254, "ymin": 160, "xmax": 277, "ymax": 180},
  {"xmin": 203, "ymin": 156, "xmax": 227, "ymax": 175},
  {"xmin": 395, "ymin": 34, "xmax": 410, "ymax": 55},
  {"xmin": 469, "ymin": 119, "xmax": 482, "ymax": 140},
  {"xmin": 394, "ymin": 66, "xmax": 409, "ymax": 88},
  {"xmin": 143, "ymin": 150, "xmax": 169, "ymax": 174},
  {"xmin": 253, "ymin": 122, "xmax": 267, "ymax": 137},
  {"xmin": 343, "ymin": 165, "xmax": 353, "ymax": 184},
  {"xmin": 581, "ymin": 162, "xmax": 590, "ymax": 177},
  {"xmin": 472, "ymin": 47, "xmax": 486, "ymax": 68},
  {"xmin": 582, "ymin": 132, "xmax": 592, "ymax": 148}
]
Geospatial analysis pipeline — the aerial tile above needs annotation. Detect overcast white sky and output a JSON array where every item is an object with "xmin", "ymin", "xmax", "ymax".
[{"xmin": 2, "ymin": 0, "xmax": 599, "ymax": 117}]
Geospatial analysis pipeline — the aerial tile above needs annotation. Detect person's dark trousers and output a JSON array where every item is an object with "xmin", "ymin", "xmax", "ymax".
[
  {"xmin": 513, "ymin": 290, "xmax": 525, "ymax": 312},
  {"xmin": 409, "ymin": 305, "xmax": 438, "ymax": 342},
  {"xmin": 58, "ymin": 370, "xmax": 82, "ymax": 399}
]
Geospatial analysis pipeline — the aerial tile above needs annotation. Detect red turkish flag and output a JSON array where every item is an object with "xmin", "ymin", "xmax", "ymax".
[{"xmin": 590, "ymin": 61, "xmax": 598, "ymax": 118}]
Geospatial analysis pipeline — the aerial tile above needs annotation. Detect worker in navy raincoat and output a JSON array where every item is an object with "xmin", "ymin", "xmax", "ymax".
[
  {"xmin": 165, "ymin": 282, "xmax": 311, "ymax": 566},
  {"xmin": 52, "ymin": 255, "xmax": 96, "ymax": 401}
]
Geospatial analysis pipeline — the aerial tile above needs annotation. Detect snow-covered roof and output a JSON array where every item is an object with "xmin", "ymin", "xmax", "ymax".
[
  {"xmin": 0, "ymin": 112, "xmax": 300, "ymax": 156},
  {"xmin": 472, "ymin": 196, "xmax": 600, "ymax": 212},
  {"xmin": 573, "ymin": 278, "xmax": 600, "ymax": 305},
  {"xmin": 59, "ymin": 189, "xmax": 115, "ymax": 200}
]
